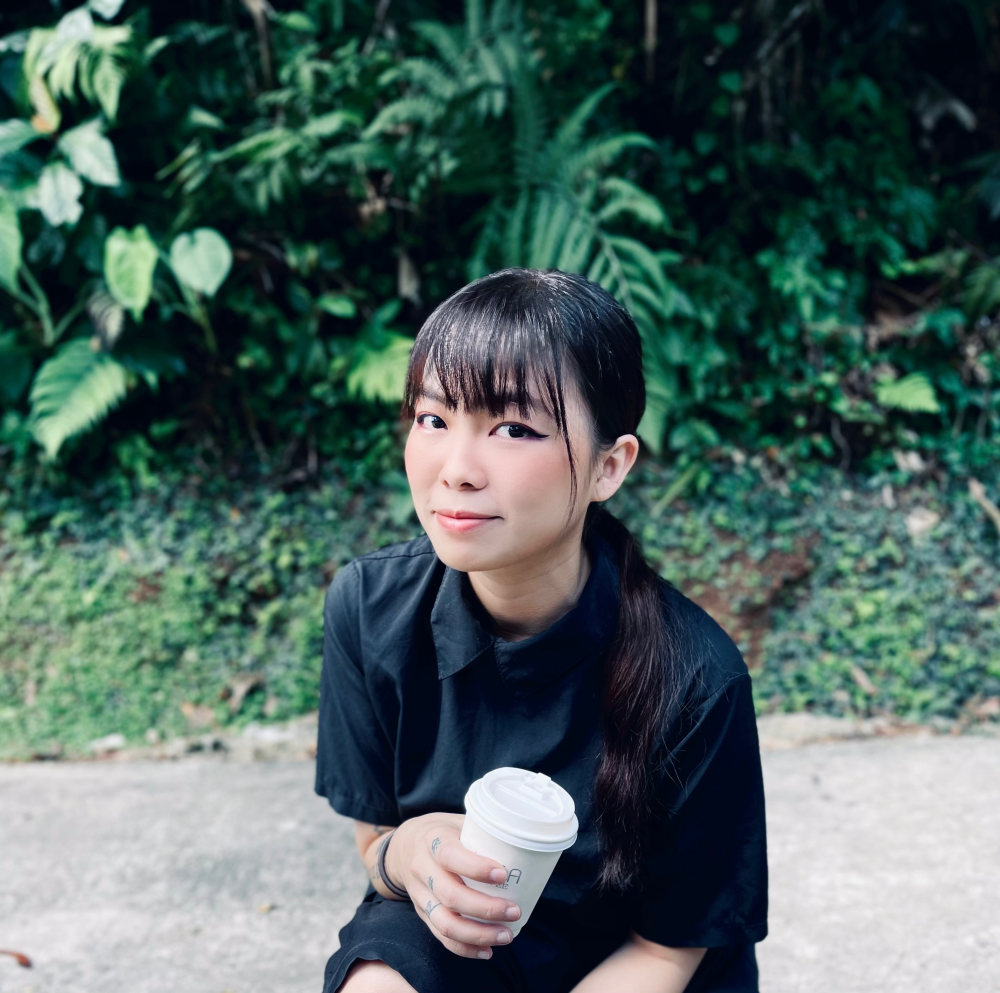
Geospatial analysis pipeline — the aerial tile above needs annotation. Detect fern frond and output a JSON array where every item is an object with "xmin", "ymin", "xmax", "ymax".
[
  {"xmin": 379, "ymin": 58, "xmax": 459, "ymax": 100},
  {"xmin": 602, "ymin": 235, "xmax": 673, "ymax": 306},
  {"xmin": 466, "ymin": 0, "xmax": 485, "ymax": 41},
  {"xmin": 526, "ymin": 191, "xmax": 558, "ymax": 268},
  {"xmin": 347, "ymin": 334, "xmax": 414, "ymax": 404},
  {"xmin": 559, "ymin": 132, "xmax": 657, "ymax": 185},
  {"xmin": 546, "ymin": 83, "xmax": 616, "ymax": 170},
  {"xmin": 962, "ymin": 261, "xmax": 1000, "ymax": 320},
  {"xmin": 501, "ymin": 188, "xmax": 529, "ymax": 269},
  {"xmin": 511, "ymin": 69, "xmax": 545, "ymax": 188},
  {"xmin": 596, "ymin": 177, "xmax": 669, "ymax": 229},
  {"xmin": 555, "ymin": 211, "xmax": 597, "ymax": 273},
  {"xmin": 412, "ymin": 21, "xmax": 466, "ymax": 74},
  {"xmin": 363, "ymin": 96, "xmax": 444, "ymax": 138},
  {"xmin": 301, "ymin": 109, "xmax": 362, "ymax": 139},
  {"xmin": 29, "ymin": 338, "xmax": 129, "ymax": 458},
  {"xmin": 875, "ymin": 372, "xmax": 941, "ymax": 414}
]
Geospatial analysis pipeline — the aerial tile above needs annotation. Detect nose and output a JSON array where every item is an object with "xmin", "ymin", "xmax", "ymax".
[{"xmin": 438, "ymin": 429, "xmax": 487, "ymax": 491}]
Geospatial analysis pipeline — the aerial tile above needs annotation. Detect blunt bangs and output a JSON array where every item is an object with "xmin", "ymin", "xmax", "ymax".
[{"xmin": 402, "ymin": 270, "xmax": 571, "ymax": 435}]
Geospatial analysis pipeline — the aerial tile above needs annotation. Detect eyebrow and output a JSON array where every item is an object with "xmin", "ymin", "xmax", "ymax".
[{"xmin": 414, "ymin": 388, "xmax": 448, "ymax": 405}]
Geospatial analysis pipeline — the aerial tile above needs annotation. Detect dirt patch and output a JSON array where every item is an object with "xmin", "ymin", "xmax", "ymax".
[{"xmin": 679, "ymin": 532, "xmax": 817, "ymax": 671}]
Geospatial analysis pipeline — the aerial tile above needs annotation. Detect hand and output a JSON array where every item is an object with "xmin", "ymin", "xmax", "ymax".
[{"xmin": 387, "ymin": 812, "xmax": 522, "ymax": 960}]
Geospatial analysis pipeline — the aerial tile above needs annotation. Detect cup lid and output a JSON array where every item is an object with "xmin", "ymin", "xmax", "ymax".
[{"xmin": 464, "ymin": 767, "xmax": 579, "ymax": 852}]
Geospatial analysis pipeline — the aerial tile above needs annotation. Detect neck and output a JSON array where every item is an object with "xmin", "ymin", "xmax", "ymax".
[{"xmin": 468, "ymin": 531, "xmax": 591, "ymax": 642}]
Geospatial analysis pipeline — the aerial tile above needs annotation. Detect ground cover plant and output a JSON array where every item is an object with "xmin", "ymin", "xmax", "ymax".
[{"xmin": 2, "ymin": 442, "xmax": 998, "ymax": 760}]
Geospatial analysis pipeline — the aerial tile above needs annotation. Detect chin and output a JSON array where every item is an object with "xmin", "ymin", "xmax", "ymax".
[{"xmin": 424, "ymin": 529, "xmax": 513, "ymax": 574}]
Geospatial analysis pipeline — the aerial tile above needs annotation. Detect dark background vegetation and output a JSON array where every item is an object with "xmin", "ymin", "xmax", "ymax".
[{"xmin": 1, "ymin": 0, "xmax": 999, "ymax": 757}]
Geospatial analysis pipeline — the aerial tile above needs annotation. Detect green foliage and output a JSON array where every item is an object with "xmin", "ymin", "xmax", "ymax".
[
  {"xmin": 3, "ymin": 454, "xmax": 997, "ymax": 758},
  {"xmin": 29, "ymin": 337, "xmax": 128, "ymax": 457},
  {"xmin": 613, "ymin": 452, "xmax": 1000, "ymax": 725},
  {"xmin": 0, "ymin": 0, "xmax": 999, "ymax": 474}
]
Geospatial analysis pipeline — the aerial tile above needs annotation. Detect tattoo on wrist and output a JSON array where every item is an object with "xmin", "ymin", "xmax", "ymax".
[{"xmin": 430, "ymin": 837, "xmax": 442, "ymax": 857}]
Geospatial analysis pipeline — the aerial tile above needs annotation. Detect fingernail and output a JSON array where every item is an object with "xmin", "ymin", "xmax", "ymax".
[
  {"xmin": 489, "ymin": 869, "xmax": 507, "ymax": 883},
  {"xmin": 478, "ymin": 950, "xmax": 491, "ymax": 959},
  {"xmin": 496, "ymin": 931, "xmax": 511, "ymax": 944},
  {"xmin": 504, "ymin": 906, "xmax": 520, "ymax": 920}
]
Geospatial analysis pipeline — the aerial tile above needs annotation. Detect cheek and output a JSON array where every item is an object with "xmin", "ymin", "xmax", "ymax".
[
  {"xmin": 498, "ymin": 445, "xmax": 573, "ymax": 517},
  {"xmin": 404, "ymin": 429, "xmax": 436, "ymax": 494}
]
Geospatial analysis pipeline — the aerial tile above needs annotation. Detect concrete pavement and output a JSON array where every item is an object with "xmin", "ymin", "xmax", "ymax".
[{"xmin": 1, "ymin": 731, "xmax": 997, "ymax": 993}]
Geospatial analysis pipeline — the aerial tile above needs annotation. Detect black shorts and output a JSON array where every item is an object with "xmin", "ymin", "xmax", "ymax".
[{"xmin": 322, "ymin": 890, "xmax": 760, "ymax": 993}]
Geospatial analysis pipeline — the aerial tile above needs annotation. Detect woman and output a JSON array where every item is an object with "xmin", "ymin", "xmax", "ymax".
[{"xmin": 315, "ymin": 268, "xmax": 768, "ymax": 993}]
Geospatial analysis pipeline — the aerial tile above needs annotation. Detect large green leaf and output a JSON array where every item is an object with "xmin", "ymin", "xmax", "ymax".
[
  {"xmin": 29, "ymin": 338, "xmax": 129, "ymax": 457},
  {"xmin": 347, "ymin": 334, "xmax": 414, "ymax": 404},
  {"xmin": 104, "ymin": 225, "xmax": 158, "ymax": 319},
  {"xmin": 875, "ymin": 372, "xmax": 941, "ymax": 414},
  {"xmin": 0, "ymin": 120, "xmax": 39, "ymax": 161},
  {"xmin": 57, "ymin": 119, "xmax": 121, "ymax": 186},
  {"xmin": 317, "ymin": 292, "xmax": 356, "ymax": 318},
  {"xmin": 169, "ymin": 228, "xmax": 232, "ymax": 297},
  {"xmin": 0, "ymin": 199, "xmax": 22, "ymax": 291},
  {"xmin": 34, "ymin": 162, "xmax": 84, "ymax": 226}
]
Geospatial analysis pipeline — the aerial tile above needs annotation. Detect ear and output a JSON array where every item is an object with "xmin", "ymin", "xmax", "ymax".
[{"xmin": 592, "ymin": 434, "xmax": 640, "ymax": 503}]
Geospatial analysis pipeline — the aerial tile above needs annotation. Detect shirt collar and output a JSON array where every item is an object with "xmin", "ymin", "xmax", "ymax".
[{"xmin": 430, "ymin": 532, "xmax": 620, "ymax": 698}]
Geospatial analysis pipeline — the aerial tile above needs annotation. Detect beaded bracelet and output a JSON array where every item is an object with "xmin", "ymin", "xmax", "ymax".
[{"xmin": 376, "ymin": 830, "xmax": 411, "ymax": 900}]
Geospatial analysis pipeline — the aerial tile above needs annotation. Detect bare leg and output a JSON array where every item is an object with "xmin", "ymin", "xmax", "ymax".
[{"xmin": 335, "ymin": 958, "xmax": 418, "ymax": 992}]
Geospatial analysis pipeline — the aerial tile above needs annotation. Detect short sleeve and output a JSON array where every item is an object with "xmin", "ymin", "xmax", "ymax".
[
  {"xmin": 314, "ymin": 563, "xmax": 400, "ymax": 825},
  {"xmin": 630, "ymin": 673, "xmax": 768, "ymax": 947}
]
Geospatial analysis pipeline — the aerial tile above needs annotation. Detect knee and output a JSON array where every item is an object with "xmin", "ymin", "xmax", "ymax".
[{"xmin": 334, "ymin": 958, "xmax": 418, "ymax": 993}]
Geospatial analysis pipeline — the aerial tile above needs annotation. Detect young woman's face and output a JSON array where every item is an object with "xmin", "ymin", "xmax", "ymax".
[{"xmin": 404, "ymin": 373, "xmax": 597, "ymax": 574}]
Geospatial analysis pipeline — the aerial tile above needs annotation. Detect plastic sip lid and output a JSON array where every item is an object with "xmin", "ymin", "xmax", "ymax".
[{"xmin": 464, "ymin": 767, "xmax": 579, "ymax": 852}]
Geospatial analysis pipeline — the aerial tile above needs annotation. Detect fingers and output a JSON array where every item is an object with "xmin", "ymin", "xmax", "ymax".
[
  {"xmin": 406, "ymin": 826, "xmax": 522, "ymax": 959},
  {"xmin": 414, "ymin": 895, "xmax": 514, "ymax": 960},
  {"xmin": 426, "ymin": 832, "xmax": 508, "ymax": 885}
]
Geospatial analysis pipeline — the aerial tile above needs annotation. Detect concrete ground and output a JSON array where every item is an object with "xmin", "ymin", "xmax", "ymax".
[{"xmin": 1, "ymin": 729, "xmax": 998, "ymax": 993}]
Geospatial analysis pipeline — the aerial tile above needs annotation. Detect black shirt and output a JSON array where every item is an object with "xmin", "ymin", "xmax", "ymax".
[{"xmin": 315, "ymin": 531, "xmax": 768, "ymax": 956}]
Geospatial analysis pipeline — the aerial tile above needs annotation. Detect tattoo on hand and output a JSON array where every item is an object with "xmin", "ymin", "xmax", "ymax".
[
  {"xmin": 369, "ymin": 861, "xmax": 382, "ymax": 884},
  {"xmin": 425, "ymin": 898, "xmax": 441, "ymax": 918},
  {"xmin": 430, "ymin": 837, "xmax": 442, "ymax": 857},
  {"xmin": 427, "ymin": 875, "xmax": 434, "ymax": 891}
]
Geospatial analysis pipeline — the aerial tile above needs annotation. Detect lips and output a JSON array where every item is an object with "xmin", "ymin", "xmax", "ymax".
[{"xmin": 433, "ymin": 509, "xmax": 500, "ymax": 534}]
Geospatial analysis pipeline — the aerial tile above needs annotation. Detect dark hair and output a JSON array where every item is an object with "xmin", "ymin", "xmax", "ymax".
[{"xmin": 402, "ymin": 267, "xmax": 693, "ymax": 894}]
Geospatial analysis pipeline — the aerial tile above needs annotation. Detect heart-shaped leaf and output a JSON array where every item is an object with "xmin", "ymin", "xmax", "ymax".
[
  {"xmin": 104, "ymin": 225, "xmax": 158, "ymax": 319},
  {"xmin": 169, "ymin": 228, "xmax": 232, "ymax": 297}
]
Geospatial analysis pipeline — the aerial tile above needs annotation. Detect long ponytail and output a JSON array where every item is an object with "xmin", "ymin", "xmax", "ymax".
[
  {"xmin": 586, "ymin": 503, "xmax": 688, "ymax": 894},
  {"xmin": 401, "ymin": 266, "xmax": 692, "ymax": 894}
]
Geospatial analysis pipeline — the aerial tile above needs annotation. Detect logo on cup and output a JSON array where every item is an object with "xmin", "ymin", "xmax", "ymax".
[{"xmin": 494, "ymin": 868, "xmax": 521, "ymax": 889}]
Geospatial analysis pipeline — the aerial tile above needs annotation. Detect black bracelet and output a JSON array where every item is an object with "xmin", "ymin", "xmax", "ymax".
[{"xmin": 377, "ymin": 830, "xmax": 411, "ymax": 900}]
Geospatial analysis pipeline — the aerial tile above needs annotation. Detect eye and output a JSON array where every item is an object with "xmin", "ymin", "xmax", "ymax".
[
  {"xmin": 416, "ymin": 413, "xmax": 447, "ymax": 430},
  {"xmin": 494, "ymin": 422, "xmax": 546, "ymax": 440}
]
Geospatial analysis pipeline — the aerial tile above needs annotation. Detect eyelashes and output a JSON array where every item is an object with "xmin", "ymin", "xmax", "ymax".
[{"xmin": 414, "ymin": 414, "xmax": 548, "ymax": 440}]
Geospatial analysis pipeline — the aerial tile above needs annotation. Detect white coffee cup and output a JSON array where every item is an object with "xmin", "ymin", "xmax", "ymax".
[{"xmin": 458, "ymin": 767, "xmax": 578, "ymax": 937}]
